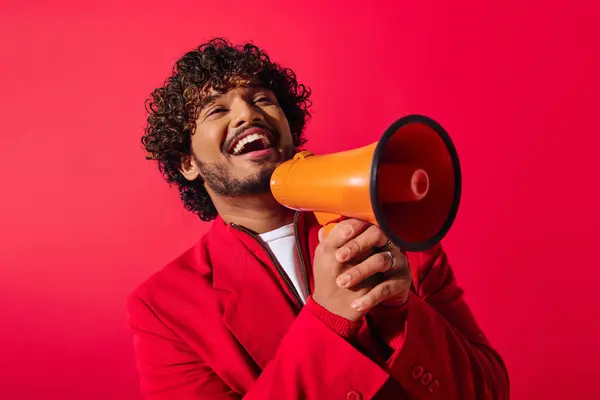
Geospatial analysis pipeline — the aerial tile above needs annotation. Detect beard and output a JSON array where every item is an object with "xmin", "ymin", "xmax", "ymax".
[
  {"xmin": 193, "ymin": 146, "xmax": 295, "ymax": 198},
  {"xmin": 198, "ymin": 161, "xmax": 275, "ymax": 197}
]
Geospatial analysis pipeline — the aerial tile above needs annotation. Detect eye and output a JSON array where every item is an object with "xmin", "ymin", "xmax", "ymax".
[
  {"xmin": 253, "ymin": 96, "xmax": 271, "ymax": 104},
  {"xmin": 207, "ymin": 107, "xmax": 227, "ymax": 117}
]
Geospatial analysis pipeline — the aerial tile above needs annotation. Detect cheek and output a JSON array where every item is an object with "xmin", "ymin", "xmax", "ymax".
[
  {"xmin": 191, "ymin": 126, "xmax": 225, "ymax": 161},
  {"xmin": 269, "ymin": 110, "xmax": 293, "ymax": 143},
  {"xmin": 281, "ymin": 129, "xmax": 294, "ymax": 147}
]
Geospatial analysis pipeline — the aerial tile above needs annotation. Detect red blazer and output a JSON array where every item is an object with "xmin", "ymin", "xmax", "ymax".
[{"xmin": 127, "ymin": 212, "xmax": 509, "ymax": 399}]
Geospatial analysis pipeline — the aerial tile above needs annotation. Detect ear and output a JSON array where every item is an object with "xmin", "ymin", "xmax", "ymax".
[{"xmin": 179, "ymin": 154, "xmax": 201, "ymax": 181}]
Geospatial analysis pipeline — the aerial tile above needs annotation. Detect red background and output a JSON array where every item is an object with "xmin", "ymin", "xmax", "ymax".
[{"xmin": 1, "ymin": 1, "xmax": 599, "ymax": 399}]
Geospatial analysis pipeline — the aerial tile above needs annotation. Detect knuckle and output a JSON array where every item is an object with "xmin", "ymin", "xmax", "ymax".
[
  {"xmin": 339, "ymin": 220, "xmax": 352, "ymax": 230},
  {"xmin": 400, "ymin": 252, "xmax": 408, "ymax": 264},
  {"xmin": 353, "ymin": 218, "xmax": 369, "ymax": 228},
  {"xmin": 370, "ymin": 225, "xmax": 384, "ymax": 240},
  {"xmin": 335, "ymin": 220, "xmax": 354, "ymax": 237},
  {"xmin": 375, "ymin": 253, "xmax": 389, "ymax": 269},
  {"xmin": 350, "ymin": 266, "xmax": 362, "ymax": 281},
  {"xmin": 314, "ymin": 244, "xmax": 328, "ymax": 258},
  {"xmin": 348, "ymin": 239, "xmax": 362, "ymax": 254},
  {"xmin": 349, "ymin": 219, "xmax": 369, "ymax": 234},
  {"xmin": 379, "ymin": 283, "xmax": 392, "ymax": 299}
]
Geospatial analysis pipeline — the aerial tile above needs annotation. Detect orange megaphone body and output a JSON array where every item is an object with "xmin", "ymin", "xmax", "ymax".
[{"xmin": 270, "ymin": 114, "xmax": 461, "ymax": 251}]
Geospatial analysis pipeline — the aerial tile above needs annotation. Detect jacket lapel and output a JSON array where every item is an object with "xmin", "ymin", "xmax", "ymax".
[
  {"xmin": 298, "ymin": 212, "xmax": 321, "ymax": 294},
  {"xmin": 209, "ymin": 217, "xmax": 300, "ymax": 371}
]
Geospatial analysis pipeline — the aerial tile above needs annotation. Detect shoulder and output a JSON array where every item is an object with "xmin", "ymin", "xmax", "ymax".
[{"xmin": 127, "ymin": 233, "xmax": 217, "ymax": 317}]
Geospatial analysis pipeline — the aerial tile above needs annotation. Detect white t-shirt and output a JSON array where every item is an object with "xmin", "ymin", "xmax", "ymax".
[{"xmin": 258, "ymin": 224, "xmax": 309, "ymax": 304}]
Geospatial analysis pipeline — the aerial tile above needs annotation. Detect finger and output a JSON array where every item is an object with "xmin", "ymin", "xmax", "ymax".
[
  {"xmin": 383, "ymin": 251, "xmax": 410, "ymax": 277},
  {"xmin": 350, "ymin": 276, "xmax": 412, "ymax": 312},
  {"xmin": 336, "ymin": 250, "xmax": 395, "ymax": 288},
  {"xmin": 335, "ymin": 225, "xmax": 389, "ymax": 263},
  {"xmin": 323, "ymin": 219, "xmax": 371, "ymax": 249}
]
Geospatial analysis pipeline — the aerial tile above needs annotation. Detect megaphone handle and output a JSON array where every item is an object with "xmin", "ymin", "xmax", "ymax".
[{"xmin": 314, "ymin": 212, "xmax": 347, "ymax": 238}]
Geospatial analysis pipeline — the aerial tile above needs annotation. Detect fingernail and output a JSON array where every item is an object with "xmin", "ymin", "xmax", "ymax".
[
  {"xmin": 351, "ymin": 300, "xmax": 363, "ymax": 310},
  {"xmin": 336, "ymin": 247, "xmax": 350, "ymax": 261},
  {"xmin": 337, "ymin": 273, "xmax": 351, "ymax": 287}
]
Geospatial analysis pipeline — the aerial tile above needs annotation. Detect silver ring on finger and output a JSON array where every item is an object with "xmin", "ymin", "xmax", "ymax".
[{"xmin": 384, "ymin": 250, "xmax": 396, "ymax": 271}]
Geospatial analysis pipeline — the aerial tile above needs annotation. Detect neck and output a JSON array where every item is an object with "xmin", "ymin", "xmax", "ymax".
[{"xmin": 212, "ymin": 192, "xmax": 296, "ymax": 234}]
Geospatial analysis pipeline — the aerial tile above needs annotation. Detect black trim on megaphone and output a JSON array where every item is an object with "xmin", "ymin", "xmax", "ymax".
[{"xmin": 369, "ymin": 114, "xmax": 462, "ymax": 252}]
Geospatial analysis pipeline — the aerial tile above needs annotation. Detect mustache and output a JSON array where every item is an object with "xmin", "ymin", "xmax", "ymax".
[{"xmin": 222, "ymin": 123, "xmax": 277, "ymax": 152}]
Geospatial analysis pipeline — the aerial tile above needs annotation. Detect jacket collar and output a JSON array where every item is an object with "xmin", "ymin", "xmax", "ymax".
[{"xmin": 206, "ymin": 211, "xmax": 320, "ymax": 370}]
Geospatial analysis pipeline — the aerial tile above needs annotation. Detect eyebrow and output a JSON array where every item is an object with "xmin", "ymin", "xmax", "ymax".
[
  {"xmin": 201, "ymin": 81, "xmax": 269, "ymax": 108},
  {"xmin": 203, "ymin": 93, "xmax": 222, "ymax": 106}
]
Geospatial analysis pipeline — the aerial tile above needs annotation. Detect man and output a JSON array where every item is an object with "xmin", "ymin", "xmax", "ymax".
[{"xmin": 128, "ymin": 37, "xmax": 509, "ymax": 399}]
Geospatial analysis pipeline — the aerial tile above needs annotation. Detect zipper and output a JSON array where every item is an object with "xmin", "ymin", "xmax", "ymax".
[
  {"xmin": 230, "ymin": 214, "xmax": 308, "ymax": 311},
  {"xmin": 293, "ymin": 211, "xmax": 311, "ymax": 299}
]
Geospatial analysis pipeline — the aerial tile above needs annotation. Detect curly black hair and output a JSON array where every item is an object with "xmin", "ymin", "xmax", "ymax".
[{"xmin": 141, "ymin": 38, "xmax": 312, "ymax": 222}]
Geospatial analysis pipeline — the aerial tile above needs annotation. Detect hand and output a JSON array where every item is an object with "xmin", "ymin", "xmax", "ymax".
[
  {"xmin": 311, "ymin": 219, "xmax": 412, "ymax": 322},
  {"xmin": 333, "ymin": 221, "xmax": 412, "ymax": 312}
]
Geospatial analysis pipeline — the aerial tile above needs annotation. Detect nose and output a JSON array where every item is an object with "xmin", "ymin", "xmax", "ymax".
[{"xmin": 230, "ymin": 98, "xmax": 264, "ymax": 129}]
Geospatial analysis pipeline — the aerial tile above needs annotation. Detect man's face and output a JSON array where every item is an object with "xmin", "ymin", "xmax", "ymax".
[{"xmin": 181, "ymin": 83, "xmax": 296, "ymax": 197}]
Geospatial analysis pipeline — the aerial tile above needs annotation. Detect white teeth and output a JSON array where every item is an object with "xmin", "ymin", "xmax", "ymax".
[{"xmin": 232, "ymin": 133, "xmax": 271, "ymax": 155}]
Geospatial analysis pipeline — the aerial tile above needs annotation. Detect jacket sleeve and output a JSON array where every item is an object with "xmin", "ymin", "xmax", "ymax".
[
  {"xmin": 366, "ymin": 243, "xmax": 510, "ymax": 399},
  {"xmin": 127, "ymin": 294, "xmax": 391, "ymax": 400}
]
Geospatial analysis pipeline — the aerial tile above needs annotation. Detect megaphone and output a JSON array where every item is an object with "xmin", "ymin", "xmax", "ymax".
[{"xmin": 270, "ymin": 114, "xmax": 461, "ymax": 252}]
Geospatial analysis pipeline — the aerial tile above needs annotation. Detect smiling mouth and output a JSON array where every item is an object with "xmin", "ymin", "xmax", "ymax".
[{"xmin": 226, "ymin": 128, "xmax": 276, "ymax": 156}]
